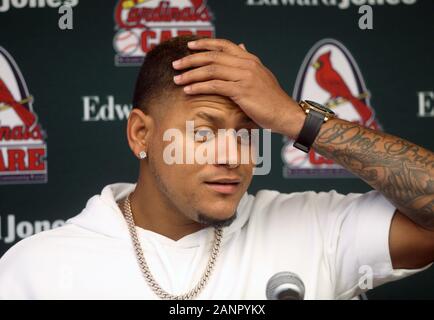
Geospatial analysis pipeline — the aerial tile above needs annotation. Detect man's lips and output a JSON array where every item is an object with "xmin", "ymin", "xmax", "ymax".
[{"xmin": 204, "ymin": 178, "xmax": 241, "ymax": 195}]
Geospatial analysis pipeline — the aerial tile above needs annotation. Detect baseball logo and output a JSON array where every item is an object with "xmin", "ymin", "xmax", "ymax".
[{"xmin": 113, "ymin": 30, "xmax": 140, "ymax": 56}]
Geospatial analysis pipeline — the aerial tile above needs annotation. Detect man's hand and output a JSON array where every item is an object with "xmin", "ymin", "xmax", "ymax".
[{"xmin": 172, "ymin": 38, "xmax": 305, "ymax": 139}]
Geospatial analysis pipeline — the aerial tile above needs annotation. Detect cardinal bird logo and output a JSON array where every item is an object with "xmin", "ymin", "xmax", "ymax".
[
  {"xmin": 0, "ymin": 46, "xmax": 47, "ymax": 185},
  {"xmin": 0, "ymin": 78, "xmax": 36, "ymax": 128},
  {"xmin": 282, "ymin": 39, "xmax": 382, "ymax": 178},
  {"xmin": 312, "ymin": 51, "xmax": 374, "ymax": 126}
]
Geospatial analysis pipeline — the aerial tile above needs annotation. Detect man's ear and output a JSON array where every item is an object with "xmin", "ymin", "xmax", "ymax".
[{"xmin": 127, "ymin": 108, "xmax": 154, "ymax": 158}]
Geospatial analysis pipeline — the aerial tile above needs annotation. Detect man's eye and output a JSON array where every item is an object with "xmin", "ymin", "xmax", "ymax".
[{"xmin": 195, "ymin": 128, "xmax": 215, "ymax": 142}]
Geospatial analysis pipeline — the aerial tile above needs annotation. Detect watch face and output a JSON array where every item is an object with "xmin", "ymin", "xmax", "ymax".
[{"xmin": 305, "ymin": 100, "xmax": 335, "ymax": 115}]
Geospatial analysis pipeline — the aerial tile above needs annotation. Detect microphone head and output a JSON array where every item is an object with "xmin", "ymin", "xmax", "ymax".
[{"xmin": 266, "ymin": 271, "xmax": 305, "ymax": 300}]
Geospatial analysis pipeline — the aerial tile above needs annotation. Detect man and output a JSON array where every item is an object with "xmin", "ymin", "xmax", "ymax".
[{"xmin": 0, "ymin": 36, "xmax": 433, "ymax": 299}]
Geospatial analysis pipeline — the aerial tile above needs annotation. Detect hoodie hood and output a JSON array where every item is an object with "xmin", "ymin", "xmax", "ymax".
[{"xmin": 66, "ymin": 183, "xmax": 252, "ymax": 247}]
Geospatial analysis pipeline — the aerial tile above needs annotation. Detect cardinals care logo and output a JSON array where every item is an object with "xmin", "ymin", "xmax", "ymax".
[
  {"xmin": 0, "ymin": 47, "xmax": 47, "ymax": 185},
  {"xmin": 113, "ymin": 0, "xmax": 215, "ymax": 66},
  {"xmin": 282, "ymin": 39, "xmax": 382, "ymax": 178}
]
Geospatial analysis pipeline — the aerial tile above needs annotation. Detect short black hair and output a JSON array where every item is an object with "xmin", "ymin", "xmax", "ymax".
[{"xmin": 132, "ymin": 35, "xmax": 206, "ymax": 113}]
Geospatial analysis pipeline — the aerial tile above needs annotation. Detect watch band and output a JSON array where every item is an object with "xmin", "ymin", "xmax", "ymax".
[{"xmin": 293, "ymin": 108, "xmax": 326, "ymax": 153}]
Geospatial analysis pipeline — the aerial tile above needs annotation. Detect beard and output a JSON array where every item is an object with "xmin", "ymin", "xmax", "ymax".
[{"xmin": 197, "ymin": 211, "xmax": 237, "ymax": 228}]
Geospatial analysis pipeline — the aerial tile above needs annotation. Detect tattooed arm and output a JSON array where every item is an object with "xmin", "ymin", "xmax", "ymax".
[
  {"xmin": 313, "ymin": 118, "xmax": 434, "ymax": 229},
  {"xmin": 312, "ymin": 118, "xmax": 434, "ymax": 268}
]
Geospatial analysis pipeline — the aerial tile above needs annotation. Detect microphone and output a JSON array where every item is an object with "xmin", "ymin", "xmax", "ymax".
[{"xmin": 266, "ymin": 271, "xmax": 305, "ymax": 300}]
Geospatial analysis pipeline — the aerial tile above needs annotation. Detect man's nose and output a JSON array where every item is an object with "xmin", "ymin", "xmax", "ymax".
[{"xmin": 215, "ymin": 130, "xmax": 240, "ymax": 169}]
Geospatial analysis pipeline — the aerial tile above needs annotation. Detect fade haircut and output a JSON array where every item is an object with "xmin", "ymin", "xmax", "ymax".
[{"xmin": 132, "ymin": 35, "xmax": 207, "ymax": 114}]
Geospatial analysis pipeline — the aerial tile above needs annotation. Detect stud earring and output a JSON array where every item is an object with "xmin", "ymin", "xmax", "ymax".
[{"xmin": 138, "ymin": 151, "xmax": 147, "ymax": 159}]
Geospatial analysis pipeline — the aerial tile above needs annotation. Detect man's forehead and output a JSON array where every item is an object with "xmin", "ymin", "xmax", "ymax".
[
  {"xmin": 167, "ymin": 93, "xmax": 257, "ymax": 126},
  {"xmin": 182, "ymin": 94, "xmax": 243, "ymax": 114}
]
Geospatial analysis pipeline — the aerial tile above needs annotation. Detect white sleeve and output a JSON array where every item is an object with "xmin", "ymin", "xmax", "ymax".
[
  {"xmin": 0, "ymin": 234, "xmax": 50, "ymax": 300},
  {"xmin": 317, "ymin": 189, "xmax": 432, "ymax": 300},
  {"xmin": 0, "ymin": 243, "xmax": 32, "ymax": 299}
]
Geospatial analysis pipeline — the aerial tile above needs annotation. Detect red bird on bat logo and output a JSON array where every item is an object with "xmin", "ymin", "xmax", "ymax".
[
  {"xmin": 0, "ymin": 77, "xmax": 36, "ymax": 128},
  {"xmin": 284, "ymin": 39, "xmax": 383, "ymax": 178},
  {"xmin": 0, "ymin": 45, "xmax": 47, "ymax": 184},
  {"xmin": 313, "ymin": 51, "xmax": 375, "ymax": 126}
]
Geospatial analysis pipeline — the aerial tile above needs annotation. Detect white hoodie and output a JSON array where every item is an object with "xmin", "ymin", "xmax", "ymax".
[{"xmin": 0, "ymin": 183, "xmax": 428, "ymax": 299}]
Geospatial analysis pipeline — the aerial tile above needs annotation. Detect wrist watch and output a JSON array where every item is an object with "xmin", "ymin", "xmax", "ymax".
[{"xmin": 293, "ymin": 100, "xmax": 336, "ymax": 153}]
